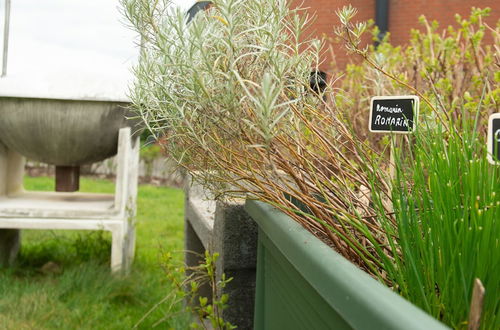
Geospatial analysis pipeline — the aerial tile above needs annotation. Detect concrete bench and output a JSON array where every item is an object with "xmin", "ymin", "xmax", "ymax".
[{"xmin": 0, "ymin": 127, "xmax": 139, "ymax": 273}]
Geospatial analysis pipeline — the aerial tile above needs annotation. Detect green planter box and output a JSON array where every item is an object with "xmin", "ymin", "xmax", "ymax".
[{"xmin": 245, "ymin": 200, "xmax": 449, "ymax": 330}]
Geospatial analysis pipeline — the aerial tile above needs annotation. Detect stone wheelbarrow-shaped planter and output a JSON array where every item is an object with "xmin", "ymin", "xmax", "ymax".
[{"xmin": 245, "ymin": 200, "xmax": 450, "ymax": 330}]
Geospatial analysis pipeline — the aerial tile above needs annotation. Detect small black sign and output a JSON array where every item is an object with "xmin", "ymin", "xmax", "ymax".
[
  {"xmin": 488, "ymin": 114, "xmax": 500, "ymax": 165},
  {"xmin": 369, "ymin": 96, "xmax": 419, "ymax": 134}
]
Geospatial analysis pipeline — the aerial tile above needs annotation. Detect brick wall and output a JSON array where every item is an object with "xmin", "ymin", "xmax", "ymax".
[{"xmin": 298, "ymin": 0, "xmax": 499, "ymax": 72}]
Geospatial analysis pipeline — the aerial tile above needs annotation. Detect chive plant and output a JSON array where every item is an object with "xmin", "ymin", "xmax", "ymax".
[{"xmin": 372, "ymin": 124, "xmax": 500, "ymax": 329}]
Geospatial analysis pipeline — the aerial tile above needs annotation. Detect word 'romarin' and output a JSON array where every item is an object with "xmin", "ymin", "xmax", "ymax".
[
  {"xmin": 373, "ymin": 115, "xmax": 409, "ymax": 128},
  {"xmin": 369, "ymin": 96, "xmax": 419, "ymax": 134}
]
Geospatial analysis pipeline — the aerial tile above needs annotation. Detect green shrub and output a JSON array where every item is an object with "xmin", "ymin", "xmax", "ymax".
[{"xmin": 335, "ymin": 7, "xmax": 499, "ymax": 148}]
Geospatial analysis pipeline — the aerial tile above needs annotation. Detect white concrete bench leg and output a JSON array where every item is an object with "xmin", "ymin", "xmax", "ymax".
[
  {"xmin": 110, "ymin": 219, "xmax": 136, "ymax": 274},
  {"xmin": 110, "ymin": 127, "xmax": 139, "ymax": 274},
  {"xmin": 0, "ymin": 142, "xmax": 24, "ymax": 267},
  {"xmin": 0, "ymin": 229, "xmax": 20, "ymax": 266}
]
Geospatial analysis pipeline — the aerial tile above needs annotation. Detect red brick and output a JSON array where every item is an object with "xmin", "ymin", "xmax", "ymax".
[{"xmin": 293, "ymin": 0, "xmax": 499, "ymax": 72}]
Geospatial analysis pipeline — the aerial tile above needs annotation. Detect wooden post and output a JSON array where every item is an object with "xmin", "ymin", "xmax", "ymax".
[
  {"xmin": 389, "ymin": 135, "xmax": 403, "ymax": 183},
  {"xmin": 386, "ymin": 135, "xmax": 403, "ymax": 213},
  {"xmin": 55, "ymin": 165, "xmax": 80, "ymax": 192},
  {"xmin": 468, "ymin": 278, "xmax": 485, "ymax": 330}
]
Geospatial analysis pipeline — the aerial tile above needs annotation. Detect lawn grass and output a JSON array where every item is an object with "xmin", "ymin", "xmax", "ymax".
[{"xmin": 0, "ymin": 176, "xmax": 189, "ymax": 329}]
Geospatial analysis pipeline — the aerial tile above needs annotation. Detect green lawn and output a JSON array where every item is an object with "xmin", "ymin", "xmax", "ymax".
[{"xmin": 0, "ymin": 176, "xmax": 189, "ymax": 329}]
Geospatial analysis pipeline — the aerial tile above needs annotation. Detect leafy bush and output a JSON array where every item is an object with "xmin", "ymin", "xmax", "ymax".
[
  {"xmin": 335, "ymin": 7, "xmax": 499, "ymax": 147},
  {"xmin": 135, "ymin": 251, "xmax": 235, "ymax": 329},
  {"xmin": 140, "ymin": 143, "xmax": 163, "ymax": 180}
]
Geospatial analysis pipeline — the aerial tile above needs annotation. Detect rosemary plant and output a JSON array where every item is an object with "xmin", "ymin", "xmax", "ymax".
[{"xmin": 122, "ymin": 0, "xmax": 395, "ymax": 276}]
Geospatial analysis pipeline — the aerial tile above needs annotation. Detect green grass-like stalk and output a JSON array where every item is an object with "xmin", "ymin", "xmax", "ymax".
[{"xmin": 372, "ymin": 126, "xmax": 500, "ymax": 329}]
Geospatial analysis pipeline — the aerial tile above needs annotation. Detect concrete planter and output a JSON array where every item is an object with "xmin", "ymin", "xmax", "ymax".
[
  {"xmin": 184, "ymin": 182, "xmax": 257, "ymax": 329},
  {"xmin": 245, "ymin": 200, "xmax": 449, "ymax": 330}
]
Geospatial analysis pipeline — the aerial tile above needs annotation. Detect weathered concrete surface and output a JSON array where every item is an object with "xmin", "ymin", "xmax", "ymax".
[
  {"xmin": 0, "ymin": 142, "xmax": 24, "ymax": 196},
  {"xmin": 213, "ymin": 199, "xmax": 258, "ymax": 270},
  {"xmin": 184, "ymin": 185, "xmax": 215, "ymax": 251},
  {"xmin": 185, "ymin": 181, "xmax": 257, "ymax": 329},
  {"xmin": 213, "ymin": 200, "xmax": 257, "ymax": 329},
  {"xmin": 219, "ymin": 269, "xmax": 256, "ymax": 328},
  {"xmin": 184, "ymin": 182, "xmax": 216, "ymax": 305},
  {"xmin": 0, "ymin": 191, "xmax": 116, "ymax": 218},
  {"xmin": 0, "ymin": 96, "xmax": 139, "ymax": 165}
]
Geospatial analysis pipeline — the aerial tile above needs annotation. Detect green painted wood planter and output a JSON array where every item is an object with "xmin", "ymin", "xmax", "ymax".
[{"xmin": 245, "ymin": 200, "xmax": 449, "ymax": 330}]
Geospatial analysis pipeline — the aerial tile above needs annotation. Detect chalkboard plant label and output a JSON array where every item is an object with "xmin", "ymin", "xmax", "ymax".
[
  {"xmin": 369, "ymin": 96, "xmax": 419, "ymax": 134},
  {"xmin": 487, "ymin": 113, "xmax": 500, "ymax": 165}
]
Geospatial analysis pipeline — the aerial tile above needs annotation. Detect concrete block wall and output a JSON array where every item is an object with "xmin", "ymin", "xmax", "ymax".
[{"xmin": 184, "ymin": 181, "xmax": 257, "ymax": 329}]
